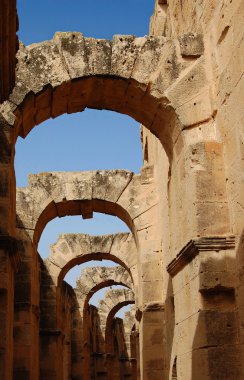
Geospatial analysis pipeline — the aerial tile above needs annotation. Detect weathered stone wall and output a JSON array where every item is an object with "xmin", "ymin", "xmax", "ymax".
[
  {"xmin": 0, "ymin": 3, "xmax": 19, "ymax": 371},
  {"xmin": 140, "ymin": 1, "xmax": 244, "ymax": 379},
  {"xmin": 0, "ymin": 1, "xmax": 243, "ymax": 379},
  {"xmin": 0, "ymin": 1, "xmax": 18, "ymax": 103}
]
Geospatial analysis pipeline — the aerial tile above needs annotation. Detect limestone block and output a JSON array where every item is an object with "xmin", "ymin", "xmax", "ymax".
[
  {"xmin": 141, "ymin": 280, "xmax": 163, "ymax": 304},
  {"xmin": 131, "ymin": 36, "xmax": 167, "ymax": 85},
  {"xmin": 150, "ymin": 40, "xmax": 184, "ymax": 98},
  {"xmin": 179, "ymin": 33, "xmax": 204, "ymax": 57},
  {"xmin": 16, "ymin": 187, "xmax": 34, "ymax": 229},
  {"xmin": 92, "ymin": 170, "xmax": 133, "ymax": 203},
  {"xmin": 176, "ymin": 87, "xmax": 213, "ymax": 127},
  {"xmin": 64, "ymin": 171, "xmax": 93, "ymax": 201},
  {"xmin": 54, "ymin": 32, "xmax": 89, "ymax": 79},
  {"xmin": 14, "ymin": 39, "xmax": 70, "ymax": 97},
  {"xmin": 111, "ymin": 35, "xmax": 139, "ymax": 79},
  {"xmin": 166, "ymin": 58, "xmax": 209, "ymax": 109},
  {"xmin": 110, "ymin": 233, "xmax": 137, "ymax": 269},
  {"xmin": 174, "ymin": 278, "xmax": 202, "ymax": 324},
  {"xmin": 90, "ymin": 234, "xmax": 114, "ymax": 254},
  {"xmin": 84, "ymin": 38, "xmax": 112, "ymax": 76},
  {"xmin": 141, "ymin": 259, "xmax": 162, "ymax": 282}
]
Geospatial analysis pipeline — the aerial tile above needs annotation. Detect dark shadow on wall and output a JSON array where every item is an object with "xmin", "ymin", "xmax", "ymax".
[
  {"xmin": 191, "ymin": 255, "xmax": 242, "ymax": 380},
  {"xmin": 165, "ymin": 276, "xmax": 175, "ymax": 379},
  {"xmin": 39, "ymin": 257, "xmax": 77, "ymax": 380}
]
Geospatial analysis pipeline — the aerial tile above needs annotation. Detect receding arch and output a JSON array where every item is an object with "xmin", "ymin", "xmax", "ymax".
[
  {"xmin": 15, "ymin": 110, "xmax": 142, "ymax": 188},
  {"xmin": 75, "ymin": 266, "xmax": 133, "ymax": 309},
  {"xmin": 16, "ymin": 169, "xmax": 158, "ymax": 250},
  {"xmin": 97, "ymin": 288, "xmax": 135, "ymax": 340},
  {"xmin": 45, "ymin": 232, "xmax": 137, "ymax": 286}
]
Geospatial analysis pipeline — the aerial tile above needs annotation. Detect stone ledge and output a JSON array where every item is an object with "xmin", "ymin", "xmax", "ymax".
[
  {"xmin": 39, "ymin": 329, "xmax": 61, "ymax": 336},
  {"xmin": 136, "ymin": 302, "xmax": 165, "ymax": 320},
  {"xmin": 143, "ymin": 302, "xmax": 164, "ymax": 312},
  {"xmin": 119, "ymin": 357, "xmax": 137, "ymax": 362},
  {"xmin": 0, "ymin": 235, "xmax": 21, "ymax": 271},
  {"xmin": 179, "ymin": 33, "xmax": 204, "ymax": 57},
  {"xmin": 167, "ymin": 236, "xmax": 235, "ymax": 277}
]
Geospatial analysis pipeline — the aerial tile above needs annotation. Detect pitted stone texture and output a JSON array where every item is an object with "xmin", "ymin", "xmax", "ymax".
[
  {"xmin": 0, "ymin": 31, "xmax": 213, "ymax": 161},
  {"xmin": 0, "ymin": 0, "xmax": 18, "ymax": 103},
  {"xmin": 44, "ymin": 232, "xmax": 137, "ymax": 285},
  {"xmin": 76, "ymin": 266, "xmax": 133, "ymax": 308},
  {"xmin": 16, "ymin": 170, "xmax": 158, "ymax": 244}
]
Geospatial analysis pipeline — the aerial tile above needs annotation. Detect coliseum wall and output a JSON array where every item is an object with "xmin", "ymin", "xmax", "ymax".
[{"xmin": 0, "ymin": 1, "xmax": 243, "ymax": 379}]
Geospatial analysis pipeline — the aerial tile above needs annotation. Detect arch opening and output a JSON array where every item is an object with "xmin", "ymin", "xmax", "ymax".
[
  {"xmin": 15, "ymin": 109, "xmax": 142, "ymax": 187},
  {"xmin": 38, "ymin": 212, "xmax": 129, "ymax": 260},
  {"xmin": 13, "ymin": 76, "xmax": 177, "ymax": 162}
]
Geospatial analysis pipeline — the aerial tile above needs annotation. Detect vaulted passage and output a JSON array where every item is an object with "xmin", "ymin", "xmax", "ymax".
[{"xmin": 0, "ymin": 1, "xmax": 243, "ymax": 380}]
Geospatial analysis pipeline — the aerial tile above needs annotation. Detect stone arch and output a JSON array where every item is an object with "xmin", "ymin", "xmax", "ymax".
[
  {"xmin": 98, "ymin": 288, "xmax": 135, "ymax": 339},
  {"xmin": 16, "ymin": 169, "xmax": 158, "ymax": 248},
  {"xmin": 45, "ymin": 232, "xmax": 137, "ymax": 286},
  {"xmin": 75, "ymin": 265, "xmax": 134, "ymax": 310},
  {"xmin": 0, "ymin": 32, "xmax": 195, "ymax": 161},
  {"xmin": 72, "ymin": 265, "xmax": 135, "ymax": 379}
]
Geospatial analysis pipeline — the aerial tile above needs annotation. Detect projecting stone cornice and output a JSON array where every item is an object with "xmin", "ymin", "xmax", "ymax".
[{"xmin": 167, "ymin": 235, "xmax": 236, "ymax": 277}]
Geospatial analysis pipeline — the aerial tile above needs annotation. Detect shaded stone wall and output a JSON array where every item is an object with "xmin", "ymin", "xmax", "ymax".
[
  {"xmin": 0, "ymin": 3, "xmax": 19, "ymax": 372},
  {"xmin": 0, "ymin": 0, "xmax": 18, "ymax": 103}
]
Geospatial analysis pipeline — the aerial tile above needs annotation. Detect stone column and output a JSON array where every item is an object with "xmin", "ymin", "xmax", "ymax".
[
  {"xmin": 132, "ymin": 166, "xmax": 166, "ymax": 380},
  {"xmin": 71, "ymin": 303, "xmax": 84, "ymax": 380},
  {"xmin": 0, "ymin": 116, "xmax": 18, "ymax": 380},
  {"xmin": 138, "ymin": 302, "xmax": 165, "ymax": 380},
  {"xmin": 39, "ymin": 260, "xmax": 62, "ymax": 380},
  {"xmin": 136, "ymin": 233, "xmax": 165, "ymax": 380},
  {"xmin": 13, "ymin": 235, "xmax": 39, "ymax": 380},
  {"xmin": 0, "ymin": 236, "xmax": 20, "ymax": 380},
  {"xmin": 167, "ymin": 236, "xmax": 242, "ymax": 379},
  {"xmin": 165, "ymin": 135, "xmax": 243, "ymax": 378}
]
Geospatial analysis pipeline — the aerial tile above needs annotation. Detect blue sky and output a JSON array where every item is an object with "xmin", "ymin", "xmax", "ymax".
[{"xmin": 16, "ymin": 1, "xmax": 154, "ymax": 309}]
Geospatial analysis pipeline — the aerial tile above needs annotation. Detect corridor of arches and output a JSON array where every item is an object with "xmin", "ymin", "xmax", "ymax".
[{"xmin": 0, "ymin": 1, "xmax": 242, "ymax": 380}]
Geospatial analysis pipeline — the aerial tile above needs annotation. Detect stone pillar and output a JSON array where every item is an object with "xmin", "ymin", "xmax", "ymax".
[
  {"xmin": 136, "ymin": 234, "xmax": 165, "ymax": 380},
  {"xmin": 71, "ymin": 304, "xmax": 84, "ymax": 380},
  {"xmin": 39, "ymin": 330, "xmax": 63, "ymax": 380},
  {"xmin": 0, "ymin": 116, "xmax": 18, "ymax": 380},
  {"xmin": 39, "ymin": 260, "xmax": 62, "ymax": 380},
  {"xmin": 138, "ymin": 302, "xmax": 165, "ymax": 380},
  {"xmin": 13, "ymin": 235, "xmax": 39, "ymax": 380},
  {"xmin": 167, "ymin": 236, "xmax": 242, "ymax": 379},
  {"xmin": 0, "ymin": 236, "xmax": 20, "ymax": 380}
]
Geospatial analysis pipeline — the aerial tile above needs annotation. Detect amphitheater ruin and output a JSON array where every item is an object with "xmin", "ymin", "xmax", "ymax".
[{"xmin": 0, "ymin": 0, "xmax": 243, "ymax": 379}]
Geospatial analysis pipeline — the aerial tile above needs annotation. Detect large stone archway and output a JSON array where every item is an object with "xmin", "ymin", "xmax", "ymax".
[
  {"xmin": 1, "ymin": 32, "xmax": 206, "ymax": 158},
  {"xmin": 16, "ymin": 169, "xmax": 157, "ymax": 244}
]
